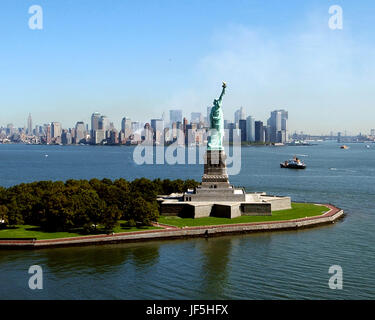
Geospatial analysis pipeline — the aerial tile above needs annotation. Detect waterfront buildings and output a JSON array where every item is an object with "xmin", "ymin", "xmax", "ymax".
[{"xmin": 1, "ymin": 106, "xmax": 301, "ymax": 146}]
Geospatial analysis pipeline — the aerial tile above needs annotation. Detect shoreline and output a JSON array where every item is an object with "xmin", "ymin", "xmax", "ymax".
[{"xmin": 0, "ymin": 204, "xmax": 344, "ymax": 250}]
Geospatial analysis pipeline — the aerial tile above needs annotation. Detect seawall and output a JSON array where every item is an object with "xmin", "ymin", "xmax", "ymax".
[{"xmin": 0, "ymin": 204, "xmax": 344, "ymax": 249}]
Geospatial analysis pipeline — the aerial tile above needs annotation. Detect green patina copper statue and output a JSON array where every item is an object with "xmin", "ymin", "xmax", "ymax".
[{"xmin": 207, "ymin": 82, "xmax": 226, "ymax": 151}]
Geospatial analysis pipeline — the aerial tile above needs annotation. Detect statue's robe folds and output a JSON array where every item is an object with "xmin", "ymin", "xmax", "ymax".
[{"xmin": 207, "ymin": 105, "xmax": 224, "ymax": 151}]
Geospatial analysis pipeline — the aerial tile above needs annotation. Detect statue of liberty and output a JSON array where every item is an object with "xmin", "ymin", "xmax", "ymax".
[{"xmin": 207, "ymin": 82, "xmax": 226, "ymax": 151}]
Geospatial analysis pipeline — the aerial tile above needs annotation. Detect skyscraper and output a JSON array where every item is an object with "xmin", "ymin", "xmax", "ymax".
[
  {"xmin": 27, "ymin": 113, "xmax": 32, "ymax": 135},
  {"xmin": 91, "ymin": 112, "xmax": 101, "ymax": 144},
  {"xmin": 151, "ymin": 119, "xmax": 164, "ymax": 144},
  {"xmin": 75, "ymin": 121, "xmax": 86, "ymax": 144},
  {"xmin": 121, "ymin": 117, "xmax": 132, "ymax": 138},
  {"xmin": 234, "ymin": 107, "xmax": 246, "ymax": 125},
  {"xmin": 239, "ymin": 119, "xmax": 247, "ymax": 142},
  {"xmin": 61, "ymin": 130, "xmax": 72, "ymax": 145},
  {"xmin": 100, "ymin": 116, "xmax": 110, "ymax": 132},
  {"xmin": 255, "ymin": 121, "xmax": 264, "ymax": 142},
  {"xmin": 246, "ymin": 116, "xmax": 255, "ymax": 142},
  {"xmin": 142, "ymin": 123, "xmax": 153, "ymax": 143},
  {"xmin": 51, "ymin": 122, "xmax": 62, "ymax": 139},
  {"xmin": 268, "ymin": 110, "xmax": 288, "ymax": 143}
]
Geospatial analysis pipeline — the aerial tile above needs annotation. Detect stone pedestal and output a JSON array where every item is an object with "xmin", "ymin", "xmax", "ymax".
[
  {"xmin": 184, "ymin": 150, "xmax": 246, "ymax": 202},
  {"xmin": 201, "ymin": 150, "xmax": 230, "ymax": 188}
]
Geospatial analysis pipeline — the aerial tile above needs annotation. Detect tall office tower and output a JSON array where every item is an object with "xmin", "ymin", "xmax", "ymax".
[
  {"xmin": 95, "ymin": 130, "xmax": 106, "ymax": 145},
  {"xmin": 142, "ymin": 123, "xmax": 153, "ymax": 142},
  {"xmin": 183, "ymin": 117, "xmax": 188, "ymax": 136},
  {"xmin": 170, "ymin": 110, "xmax": 183, "ymax": 125},
  {"xmin": 371, "ymin": 129, "xmax": 375, "ymax": 136},
  {"xmin": 234, "ymin": 107, "xmax": 246, "ymax": 125},
  {"xmin": 6, "ymin": 124, "xmax": 14, "ymax": 135},
  {"xmin": 227, "ymin": 122, "xmax": 236, "ymax": 143},
  {"xmin": 99, "ymin": 116, "xmax": 110, "ymax": 131},
  {"xmin": 255, "ymin": 121, "xmax": 264, "ymax": 142},
  {"xmin": 61, "ymin": 130, "xmax": 72, "ymax": 145},
  {"xmin": 239, "ymin": 119, "xmax": 247, "ymax": 142},
  {"xmin": 264, "ymin": 125, "xmax": 271, "ymax": 143},
  {"xmin": 175, "ymin": 121, "xmax": 184, "ymax": 145},
  {"xmin": 51, "ymin": 122, "xmax": 62, "ymax": 139},
  {"xmin": 75, "ymin": 121, "xmax": 86, "ymax": 144},
  {"xmin": 45, "ymin": 124, "xmax": 52, "ymax": 144},
  {"xmin": 27, "ymin": 114, "xmax": 32, "ymax": 135},
  {"xmin": 121, "ymin": 117, "xmax": 132, "ymax": 138},
  {"xmin": 246, "ymin": 116, "xmax": 255, "ymax": 142},
  {"xmin": 268, "ymin": 109, "xmax": 288, "ymax": 143},
  {"xmin": 190, "ymin": 112, "xmax": 203, "ymax": 124},
  {"xmin": 91, "ymin": 112, "xmax": 101, "ymax": 143},
  {"xmin": 151, "ymin": 119, "xmax": 164, "ymax": 144},
  {"xmin": 171, "ymin": 122, "xmax": 177, "ymax": 141},
  {"xmin": 108, "ymin": 129, "xmax": 119, "ymax": 145},
  {"xmin": 164, "ymin": 127, "xmax": 172, "ymax": 143},
  {"xmin": 184, "ymin": 123, "xmax": 194, "ymax": 145},
  {"xmin": 69, "ymin": 127, "xmax": 76, "ymax": 142}
]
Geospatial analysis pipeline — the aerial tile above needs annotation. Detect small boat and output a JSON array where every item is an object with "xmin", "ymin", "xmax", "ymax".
[
  {"xmin": 280, "ymin": 157, "xmax": 306, "ymax": 169},
  {"xmin": 340, "ymin": 145, "xmax": 349, "ymax": 149}
]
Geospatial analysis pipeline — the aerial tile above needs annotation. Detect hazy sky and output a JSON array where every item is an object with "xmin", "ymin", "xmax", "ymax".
[{"xmin": 1, "ymin": 0, "xmax": 374, "ymax": 135}]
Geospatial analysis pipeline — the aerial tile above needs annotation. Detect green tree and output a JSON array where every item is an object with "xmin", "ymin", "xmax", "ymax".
[
  {"xmin": 125, "ymin": 196, "xmax": 159, "ymax": 226},
  {"xmin": 102, "ymin": 205, "xmax": 122, "ymax": 232},
  {"xmin": 0, "ymin": 205, "xmax": 9, "ymax": 226}
]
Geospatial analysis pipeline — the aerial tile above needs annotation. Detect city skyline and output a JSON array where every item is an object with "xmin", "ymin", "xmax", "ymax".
[
  {"xmin": 2, "ymin": 108, "xmax": 374, "ymax": 147},
  {"xmin": 1, "ymin": 1, "xmax": 375, "ymax": 134},
  {"xmin": 2, "ymin": 107, "xmax": 374, "ymax": 141}
]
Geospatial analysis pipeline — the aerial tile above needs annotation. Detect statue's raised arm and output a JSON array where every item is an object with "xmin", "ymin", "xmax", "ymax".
[{"xmin": 218, "ymin": 82, "xmax": 226, "ymax": 104}]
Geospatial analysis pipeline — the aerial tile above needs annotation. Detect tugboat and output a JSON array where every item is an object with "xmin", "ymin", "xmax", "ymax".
[
  {"xmin": 280, "ymin": 156, "xmax": 306, "ymax": 169},
  {"xmin": 340, "ymin": 145, "xmax": 349, "ymax": 149}
]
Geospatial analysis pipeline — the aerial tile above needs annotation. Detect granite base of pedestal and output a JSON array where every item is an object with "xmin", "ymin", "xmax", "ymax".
[{"xmin": 159, "ymin": 194, "xmax": 291, "ymax": 219}]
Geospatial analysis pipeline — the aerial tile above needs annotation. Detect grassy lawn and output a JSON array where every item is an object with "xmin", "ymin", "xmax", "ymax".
[
  {"xmin": 158, "ymin": 203, "xmax": 330, "ymax": 228},
  {"xmin": 0, "ymin": 221, "xmax": 161, "ymax": 240}
]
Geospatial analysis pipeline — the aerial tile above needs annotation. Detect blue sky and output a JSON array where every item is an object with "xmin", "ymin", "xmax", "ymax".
[{"xmin": 0, "ymin": 0, "xmax": 374, "ymax": 134}]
